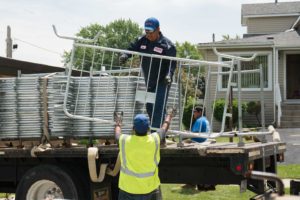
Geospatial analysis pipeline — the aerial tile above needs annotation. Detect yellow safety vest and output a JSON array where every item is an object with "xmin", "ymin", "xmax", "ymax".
[{"xmin": 118, "ymin": 133, "xmax": 160, "ymax": 194}]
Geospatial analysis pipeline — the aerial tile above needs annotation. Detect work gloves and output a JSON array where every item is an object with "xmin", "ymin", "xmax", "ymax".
[
  {"xmin": 119, "ymin": 54, "xmax": 128, "ymax": 65},
  {"xmin": 165, "ymin": 75, "xmax": 172, "ymax": 86},
  {"xmin": 167, "ymin": 107, "xmax": 177, "ymax": 118},
  {"xmin": 114, "ymin": 111, "xmax": 123, "ymax": 126}
]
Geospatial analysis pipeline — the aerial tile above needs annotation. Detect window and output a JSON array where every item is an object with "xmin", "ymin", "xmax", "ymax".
[{"xmin": 219, "ymin": 53, "xmax": 272, "ymax": 91}]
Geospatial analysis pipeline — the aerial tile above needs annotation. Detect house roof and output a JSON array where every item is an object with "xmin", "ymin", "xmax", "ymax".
[
  {"xmin": 198, "ymin": 29, "xmax": 300, "ymax": 49},
  {"xmin": 0, "ymin": 56, "xmax": 87, "ymax": 77},
  {"xmin": 242, "ymin": 1, "xmax": 300, "ymax": 25}
]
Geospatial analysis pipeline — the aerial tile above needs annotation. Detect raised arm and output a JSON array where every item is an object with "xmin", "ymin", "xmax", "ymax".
[
  {"xmin": 157, "ymin": 107, "xmax": 176, "ymax": 145},
  {"xmin": 113, "ymin": 111, "xmax": 123, "ymax": 141}
]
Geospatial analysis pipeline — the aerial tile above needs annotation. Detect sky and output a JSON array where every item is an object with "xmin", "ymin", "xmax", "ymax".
[{"xmin": 0, "ymin": 0, "xmax": 298, "ymax": 66}]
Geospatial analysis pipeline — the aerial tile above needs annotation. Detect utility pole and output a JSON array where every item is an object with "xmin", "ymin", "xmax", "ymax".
[{"xmin": 6, "ymin": 26, "xmax": 13, "ymax": 58}]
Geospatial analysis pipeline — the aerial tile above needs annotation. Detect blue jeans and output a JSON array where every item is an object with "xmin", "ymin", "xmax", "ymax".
[
  {"xmin": 146, "ymin": 83, "xmax": 170, "ymax": 129},
  {"xmin": 118, "ymin": 188, "xmax": 162, "ymax": 200}
]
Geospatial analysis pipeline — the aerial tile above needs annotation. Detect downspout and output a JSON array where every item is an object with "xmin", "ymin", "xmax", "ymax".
[
  {"xmin": 272, "ymin": 45, "xmax": 279, "ymax": 126},
  {"xmin": 272, "ymin": 46, "xmax": 276, "ymax": 125}
]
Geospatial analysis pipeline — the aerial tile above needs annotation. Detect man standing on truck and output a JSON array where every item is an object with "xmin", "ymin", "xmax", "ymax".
[
  {"xmin": 114, "ymin": 108, "xmax": 176, "ymax": 200},
  {"xmin": 119, "ymin": 17, "xmax": 177, "ymax": 131}
]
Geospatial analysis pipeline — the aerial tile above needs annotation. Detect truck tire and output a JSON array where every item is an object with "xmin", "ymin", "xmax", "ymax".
[{"xmin": 15, "ymin": 164, "xmax": 82, "ymax": 200}]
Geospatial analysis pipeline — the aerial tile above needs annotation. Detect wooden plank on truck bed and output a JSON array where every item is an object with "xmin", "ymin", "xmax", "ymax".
[{"xmin": 0, "ymin": 141, "xmax": 286, "ymax": 159}]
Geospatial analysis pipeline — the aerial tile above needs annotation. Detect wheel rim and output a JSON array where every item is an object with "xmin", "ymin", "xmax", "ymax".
[{"xmin": 26, "ymin": 180, "xmax": 64, "ymax": 200}]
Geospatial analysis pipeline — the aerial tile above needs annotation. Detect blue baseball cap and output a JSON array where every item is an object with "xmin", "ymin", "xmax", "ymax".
[
  {"xmin": 133, "ymin": 114, "xmax": 149, "ymax": 135},
  {"xmin": 144, "ymin": 17, "xmax": 159, "ymax": 32}
]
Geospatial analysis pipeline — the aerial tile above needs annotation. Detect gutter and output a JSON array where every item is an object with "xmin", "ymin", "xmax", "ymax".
[{"xmin": 275, "ymin": 46, "xmax": 300, "ymax": 50}]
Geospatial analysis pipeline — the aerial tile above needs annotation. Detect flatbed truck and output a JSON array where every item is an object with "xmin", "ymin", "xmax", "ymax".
[
  {"xmin": 0, "ymin": 138, "xmax": 286, "ymax": 199},
  {"xmin": 0, "ymin": 28, "xmax": 287, "ymax": 200}
]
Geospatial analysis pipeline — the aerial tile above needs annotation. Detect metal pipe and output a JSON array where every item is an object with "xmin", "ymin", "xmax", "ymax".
[
  {"xmin": 237, "ymin": 60, "xmax": 242, "ymax": 133},
  {"xmin": 167, "ymin": 129, "xmax": 222, "ymax": 139},
  {"xmin": 260, "ymin": 64, "xmax": 266, "ymax": 131},
  {"xmin": 245, "ymin": 170, "xmax": 284, "ymax": 196},
  {"xmin": 210, "ymin": 69, "xmax": 260, "ymax": 75},
  {"xmin": 221, "ymin": 62, "xmax": 235, "ymax": 133},
  {"xmin": 167, "ymin": 129, "xmax": 272, "ymax": 139},
  {"xmin": 74, "ymin": 43, "xmax": 231, "ymax": 68},
  {"xmin": 52, "ymin": 25, "xmax": 101, "ymax": 43},
  {"xmin": 213, "ymin": 47, "xmax": 257, "ymax": 62}
]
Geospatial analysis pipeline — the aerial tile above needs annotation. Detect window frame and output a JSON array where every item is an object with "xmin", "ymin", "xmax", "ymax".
[{"xmin": 217, "ymin": 51, "xmax": 273, "ymax": 92}]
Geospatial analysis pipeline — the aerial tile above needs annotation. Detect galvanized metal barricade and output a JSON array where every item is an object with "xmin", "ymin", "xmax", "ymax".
[
  {"xmin": 0, "ymin": 76, "xmax": 43, "ymax": 139},
  {"xmin": 0, "ymin": 27, "xmax": 273, "ymax": 142},
  {"xmin": 58, "ymin": 38, "xmax": 232, "ymax": 138}
]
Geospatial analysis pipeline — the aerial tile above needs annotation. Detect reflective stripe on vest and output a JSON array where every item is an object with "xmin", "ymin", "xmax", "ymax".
[{"xmin": 120, "ymin": 134, "xmax": 159, "ymax": 178}]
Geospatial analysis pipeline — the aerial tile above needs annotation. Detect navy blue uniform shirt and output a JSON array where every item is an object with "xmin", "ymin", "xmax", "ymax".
[{"xmin": 127, "ymin": 33, "xmax": 177, "ymax": 88}]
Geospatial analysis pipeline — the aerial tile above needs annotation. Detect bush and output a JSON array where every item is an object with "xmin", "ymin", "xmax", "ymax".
[
  {"xmin": 213, "ymin": 99, "xmax": 247, "ymax": 127},
  {"xmin": 182, "ymin": 97, "xmax": 196, "ymax": 129},
  {"xmin": 246, "ymin": 101, "xmax": 261, "ymax": 125},
  {"xmin": 246, "ymin": 101, "xmax": 261, "ymax": 115}
]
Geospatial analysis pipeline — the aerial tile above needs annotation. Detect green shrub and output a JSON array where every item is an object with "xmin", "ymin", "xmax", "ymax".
[
  {"xmin": 182, "ymin": 97, "xmax": 196, "ymax": 129},
  {"xmin": 247, "ymin": 101, "xmax": 261, "ymax": 115},
  {"xmin": 213, "ymin": 99, "xmax": 247, "ymax": 127},
  {"xmin": 246, "ymin": 101, "xmax": 261, "ymax": 125}
]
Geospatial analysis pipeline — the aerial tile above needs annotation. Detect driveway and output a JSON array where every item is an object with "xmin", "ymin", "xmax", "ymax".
[{"xmin": 277, "ymin": 128, "xmax": 300, "ymax": 164}]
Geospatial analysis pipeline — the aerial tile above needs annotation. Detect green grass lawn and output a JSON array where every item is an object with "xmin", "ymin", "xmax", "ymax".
[
  {"xmin": 1, "ymin": 164, "xmax": 298, "ymax": 199},
  {"xmin": 161, "ymin": 184, "xmax": 255, "ymax": 200},
  {"xmin": 161, "ymin": 164, "xmax": 300, "ymax": 200},
  {"xmin": 278, "ymin": 164, "xmax": 300, "ymax": 179}
]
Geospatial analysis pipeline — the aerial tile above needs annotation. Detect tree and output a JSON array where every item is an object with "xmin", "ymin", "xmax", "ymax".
[
  {"xmin": 175, "ymin": 42, "xmax": 205, "ymax": 99},
  {"xmin": 176, "ymin": 41, "xmax": 202, "ymax": 60},
  {"xmin": 175, "ymin": 42, "xmax": 206, "ymax": 129},
  {"xmin": 222, "ymin": 34, "xmax": 241, "ymax": 41},
  {"xmin": 63, "ymin": 19, "xmax": 143, "ymax": 70}
]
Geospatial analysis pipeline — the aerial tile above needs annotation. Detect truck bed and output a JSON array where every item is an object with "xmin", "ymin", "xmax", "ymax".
[
  {"xmin": 0, "ymin": 141, "xmax": 286, "ymax": 159},
  {"xmin": 0, "ymin": 141, "xmax": 286, "ymax": 195}
]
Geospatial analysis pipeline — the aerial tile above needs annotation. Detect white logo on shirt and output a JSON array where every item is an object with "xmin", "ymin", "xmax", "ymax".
[
  {"xmin": 140, "ymin": 45, "xmax": 146, "ymax": 49},
  {"xmin": 153, "ymin": 47, "xmax": 163, "ymax": 54}
]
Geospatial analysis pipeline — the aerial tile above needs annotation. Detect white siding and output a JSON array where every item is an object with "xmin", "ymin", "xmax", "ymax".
[
  {"xmin": 247, "ymin": 16, "xmax": 298, "ymax": 34},
  {"xmin": 203, "ymin": 49, "xmax": 274, "ymax": 131}
]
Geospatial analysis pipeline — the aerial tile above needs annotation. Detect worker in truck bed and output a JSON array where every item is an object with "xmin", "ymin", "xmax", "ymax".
[
  {"xmin": 182, "ymin": 106, "xmax": 216, "ymax": 191},
  {"xmin": 114, "ymin": 108, "xmax": 176, "ymax": 200},
  {"xmin": 119, "ymin": 17, "xmax": 177, "ymax": 131},
  {"xmin": 191, "ymin": 106, "xmax": 210, "ymax": 143}
]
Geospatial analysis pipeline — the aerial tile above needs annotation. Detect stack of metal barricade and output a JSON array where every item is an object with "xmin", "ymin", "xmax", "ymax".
[
  {"xmin": 114, "ymin": 76, "xmax": 144, "ymax": 135},
  {"xmin": 0, "ymin": 77, "xmax": 43, "ymax": 139},
  {"xmin": 71, "ymin": 76, "xmax": 116, "ymax": 137},
  {"xmin": 0, "ymin": 74, "xmax": 181, "ymax": 139},
  {"xmin": 0, "ymin": 78, "xmax": 18, "ymax": 138},
  {"xmin": 47, "ymin": 75, "xmax": 74, "ymax": 137},
  {"xmin": 16, "ymin": 77, "xmax": 43, "ymax": 138},
  {"xmin": 135, "ymin": 79, "xmax": 181, "ymax": 131}
]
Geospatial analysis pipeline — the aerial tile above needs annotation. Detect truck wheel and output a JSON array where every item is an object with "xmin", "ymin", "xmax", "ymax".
[{"xmin": 15, "ymin": 165, "xmax": 81, "ymax": 200}]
